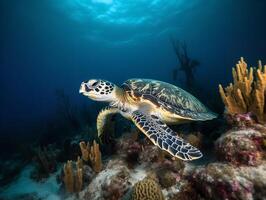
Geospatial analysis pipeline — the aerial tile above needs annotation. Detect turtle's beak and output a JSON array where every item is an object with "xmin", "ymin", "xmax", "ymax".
[
  {"xmin": 79, "ymin": 82, "xmax": 85, "ymax": 94},
  {"xmin": 79, "ymin": 82, "xmax": 91, "ymax": 94},
  {"xmin": 80, "ymin": 82, "xmax": 95, "ymax": 99}
]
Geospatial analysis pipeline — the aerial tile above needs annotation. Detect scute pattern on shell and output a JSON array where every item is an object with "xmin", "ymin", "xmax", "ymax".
[{"xmin": 122, "ymin": 79, "xmax": 216, "ymax": 120}]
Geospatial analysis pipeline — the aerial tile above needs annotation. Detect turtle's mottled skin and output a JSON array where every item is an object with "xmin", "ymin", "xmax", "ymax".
[{"xmin": 79, "ymin": 79, "xmax": 217, "ymax": 161}]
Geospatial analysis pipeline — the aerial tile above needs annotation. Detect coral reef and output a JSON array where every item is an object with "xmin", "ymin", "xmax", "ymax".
[
  {"xmin": 219, "ymin": 57, "xmax": 266, "ymax": 124},
  {"xmin": 225, "ymin": 112, "xmax": 255, "ymax": 127},
  {"xmin": 132, "ymin": 178, "xmax": 164, "ymax": 200},
  {"xmin": 80, "ymin": 140, "xmax": 102, "ymax": 173},
  {"xmin": 81, "ymin": 165, "xmax": 95, "ymax": 185},
  {"xmin": 102, "ymin": 169, "xmax": 131, "ymax": 200},
  {"xmin": 157, "ymin": 170, "xmax": 177, "ymax": 188},
  {"xmin": 187, "ymin": 162, "xmax": 266, "ymax": 200},
  {"xmin": 5, "ymin": 73, "xmax": 266, "ymax": 200},
  {"xmin": 138, "ymin": 141, "xmax": 162, "ymax": 164},
  {"xmin": 215, "ymin": 128, "xmax": 265, "ymax": 166},
  {"xmin": 168, "ymin": 180, "xmax": 200, "ymax": 200},
  {"xmin": 176, "ymin": 114, "xmax": 266, "ymax": 200},
  {"xmin": 63, "ymin": 157, "xmax": 83, "ymax": 193},
  {"xmin": 125, "ymin": 141, "xmax": 142, "ymax": 168},
  {"xmin": 116, "ymin": 131, "xmax": 164, "ymax": 167},
  {"xmin": 80, "ymin": 159, "xmax": 133, "ymax": 200},
  {"xmin": 5, "ymin": 120, "xmax": 265, "ymax": 200},
  {"xmin": 77, "ymin": 130, "xmax": 187, "ymax": 200}
]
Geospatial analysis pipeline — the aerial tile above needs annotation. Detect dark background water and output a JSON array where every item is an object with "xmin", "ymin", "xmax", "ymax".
[{"xmin": 0, "ymin": 0, "xmax": 266, "ymax": 142}]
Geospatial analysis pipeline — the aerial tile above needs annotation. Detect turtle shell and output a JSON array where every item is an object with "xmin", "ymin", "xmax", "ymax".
[{"xmin": 121, "ymin": 79, "xmax": 217, "ymax": 120}]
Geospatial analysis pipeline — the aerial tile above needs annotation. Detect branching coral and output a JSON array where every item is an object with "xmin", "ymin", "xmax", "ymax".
[
  {"xmin": 63, "ymin": 160, "xmax": 74, "ymax": 193},
  {"xmin": 132, "ymin": 178, "xmax": 164, "ymax": 200},
  {"xmin": 79, "ymin": 140, "xmax": 102, "ymax": 173},
  {"xmin": 63, "ymin": 156, "xmax": 83, "ymax": 193},
  {"xmin": 219, "ymin": 57, "xmax": 266, "ymax": 123}
]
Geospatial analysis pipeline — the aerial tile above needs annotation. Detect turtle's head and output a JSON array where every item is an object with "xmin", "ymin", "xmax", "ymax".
[{"xmin": 79, "ymin": 79, "xmax": 118, "ymax": 102}]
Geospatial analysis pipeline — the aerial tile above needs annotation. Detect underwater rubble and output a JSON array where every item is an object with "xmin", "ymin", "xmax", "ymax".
[{"xmin": 0, "ymin": 57, "xmax": 266, "ymax": 200}]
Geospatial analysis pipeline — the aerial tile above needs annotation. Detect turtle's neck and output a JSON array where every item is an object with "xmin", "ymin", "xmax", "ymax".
[{"xmin": 110, "ymin": 86, "xmax": 127, "ymax": 110}]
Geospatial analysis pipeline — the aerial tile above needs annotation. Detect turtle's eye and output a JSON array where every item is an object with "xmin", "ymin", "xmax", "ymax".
[{"xmin": 91, "ymin": 81, "xmax": 99, "ymax": 87}]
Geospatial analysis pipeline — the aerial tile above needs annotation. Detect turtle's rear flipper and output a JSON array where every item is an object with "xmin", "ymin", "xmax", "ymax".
[{"xmin": 131, "ymin": 111, "xmax": 202, "ymax": 161}]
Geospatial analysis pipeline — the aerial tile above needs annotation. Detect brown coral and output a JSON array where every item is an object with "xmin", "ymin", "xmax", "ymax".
[
  {"xmin": 63, "ymin": 156, "xmax": 83, "ymax": 193},
  {"xmin": 79, "ymin": 140, "xmax": 102, "ymax": 173},
  {"xmin": 63, "ymin": 160, "xmax": 74, "ymax": 193},
  {"xmin": 219, "ymin": 57, "xmax": 266, "ymax": 123},
  {"xmin": 132, "ymin": 178, "xmax": 164, "ymax": 200}
]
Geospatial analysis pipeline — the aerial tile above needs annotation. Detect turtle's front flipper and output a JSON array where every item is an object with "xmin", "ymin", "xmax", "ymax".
[
  {"xmin": 131, "ymin": 111, "xmax": 202, "ymax": 161},
  {"xmin": 97, "ymin": 107, "xmax": 119, "ymax": 138}
]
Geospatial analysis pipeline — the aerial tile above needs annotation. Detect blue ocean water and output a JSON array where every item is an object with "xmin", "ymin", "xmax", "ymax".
[
  {"xmin": 1, "ymin": 0, "xmax": 265, "ymax": 138},
  {"xmin": 0, "ymin": 0, "xmax": 266, "ymax": 199}
]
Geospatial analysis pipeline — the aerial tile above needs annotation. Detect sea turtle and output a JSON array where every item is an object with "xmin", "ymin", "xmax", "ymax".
[{"xmin": 79, "ymin": 79, "xmax": 217, "ymax": 161}]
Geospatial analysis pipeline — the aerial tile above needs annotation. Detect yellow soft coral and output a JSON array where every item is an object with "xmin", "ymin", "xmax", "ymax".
[
  {"xmin": 219, "ymin": 57, "xmax": 266, "ymax": 123},
  {"xmin": 79, "ymin": 140, "xmax": 102, "ymax": 173},
  {"xmin": 63, "ymin": 157, "xmax": 83, "ymax": 193},
  {"xmin": 132, "ymin": 178, "xmax": 164, "ymax": 200},
  {"xmin": 63, "ymin": 160, "xmax": 74, "ymax": 193}
]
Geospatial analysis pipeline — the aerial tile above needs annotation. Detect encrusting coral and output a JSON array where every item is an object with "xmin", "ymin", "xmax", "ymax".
[
  {"xmin": 79, "ymin": 140, "xmax": 102, "ymax": 173},
  {"xmin": 132, "ymin": 178, "xmax": 164, "ymax": 200},
  {"xmin": 63, "ymin": 156, "xmax": 83, "ymax": 193},
  {"xmin": 186, "ymin": 162, "xmax": 266, "ymax": 200},
  {"xmin": 219, "ymin": 57, "xmax": 266, "ymax": 123},
  {"xmin": 215, "ymin": 129, "xmax": 265, "ymax": 166}
]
